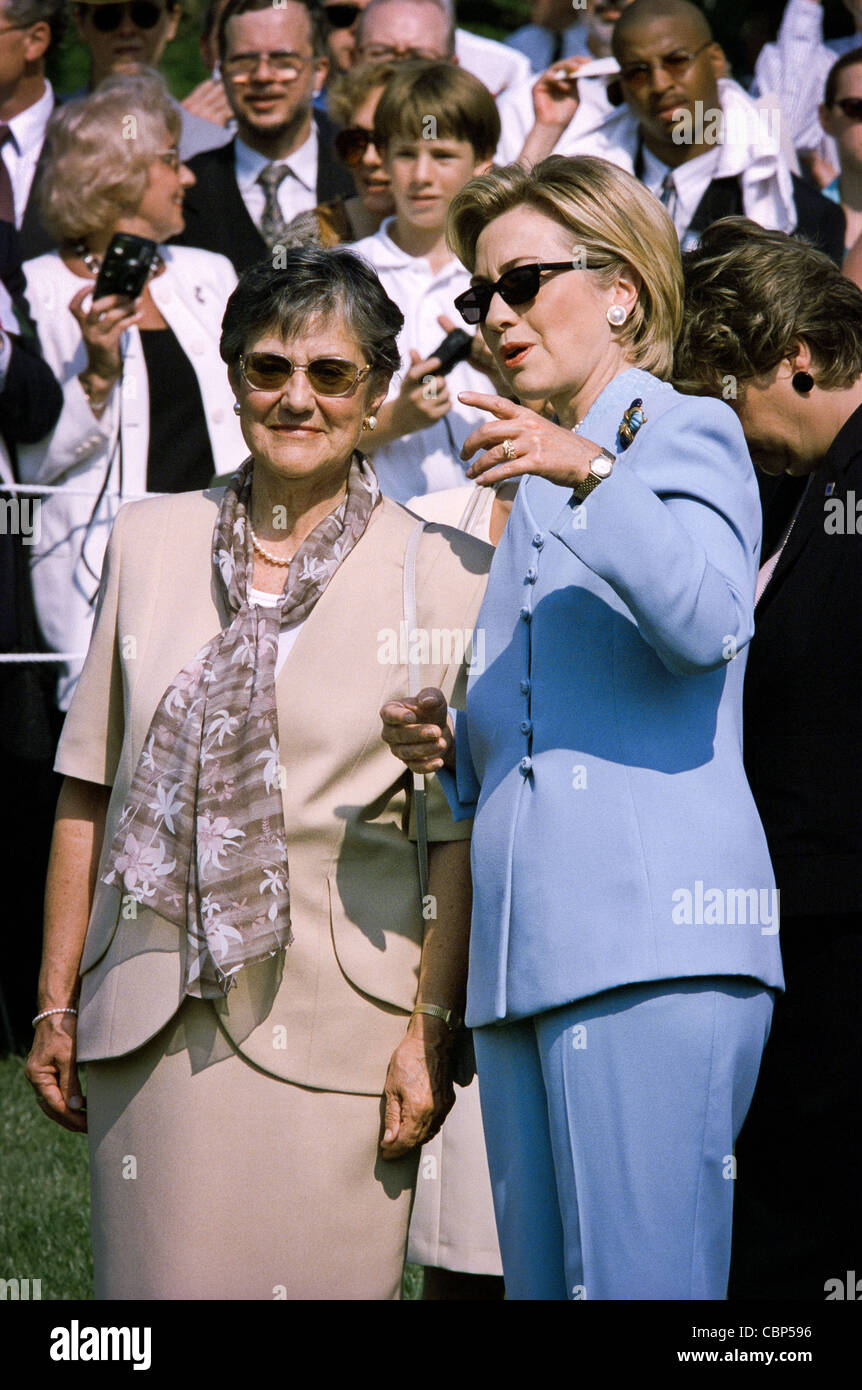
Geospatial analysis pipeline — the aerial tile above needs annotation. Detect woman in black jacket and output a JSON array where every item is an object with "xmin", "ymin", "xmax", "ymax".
[{"xmin": 676, "ymin": 215, "xmax": 862, "ymax": 1301}]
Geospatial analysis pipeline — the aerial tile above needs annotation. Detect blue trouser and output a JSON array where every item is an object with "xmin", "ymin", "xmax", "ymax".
[{"xmin": 473, "ymin": 978, "xmax": 774, "ymax": 1300}]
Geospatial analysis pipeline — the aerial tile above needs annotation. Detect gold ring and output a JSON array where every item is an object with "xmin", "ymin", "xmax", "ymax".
[{"xmin": 502, "ymin": 438, "xmax": 517, "ymax": 461}]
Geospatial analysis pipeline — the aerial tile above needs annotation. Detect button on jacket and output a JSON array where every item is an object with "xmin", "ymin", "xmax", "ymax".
[{"xmin": 440, "ymin": 367, "xmax": 785, "ymax": 1026}]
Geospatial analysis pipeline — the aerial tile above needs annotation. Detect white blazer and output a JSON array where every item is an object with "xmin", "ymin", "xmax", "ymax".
[{"xmin": 19, "ymin": 244, "xmax": 246, "ymax": 708}]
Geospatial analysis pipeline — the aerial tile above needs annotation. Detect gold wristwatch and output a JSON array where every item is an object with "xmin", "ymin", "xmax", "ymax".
[
  {"xmin": 573, "ymin": 447, "xmax": 615, "ymax": 501},
  {"xmin": 411, "ymin": 1003, "xmax": 462, "ymax": 1032}
]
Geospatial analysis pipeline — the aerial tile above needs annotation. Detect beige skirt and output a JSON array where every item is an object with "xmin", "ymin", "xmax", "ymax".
[
  {"xmin": 86, "ymin": 998, "xmax": 418, "ymax": 1300},
  {"xmin": 407, "ymin": 1074, "xmax": 503, "ymax": 1276}
]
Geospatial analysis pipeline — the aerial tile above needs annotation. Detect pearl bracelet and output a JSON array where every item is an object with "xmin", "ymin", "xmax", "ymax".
[{"xmin": 31, "ymin": 1006, "xmax": 78, "ymax": 1027}]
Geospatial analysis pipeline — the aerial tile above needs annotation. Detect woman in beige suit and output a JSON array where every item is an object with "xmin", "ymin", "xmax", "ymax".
[{"xmin": 25, "ymin": 246, "xmax": 491, "ymax": 1301}]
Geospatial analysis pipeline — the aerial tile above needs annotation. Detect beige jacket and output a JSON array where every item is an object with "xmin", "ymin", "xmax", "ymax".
[{"xmin": 57, "ymin": 487, "xmax": 491, "ymax": 1094}]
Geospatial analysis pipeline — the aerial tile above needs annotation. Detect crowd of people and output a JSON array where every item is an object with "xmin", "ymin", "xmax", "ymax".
[{"xmin": 1, "ymin": 0, "xmax": 859, "ymax": 1301}]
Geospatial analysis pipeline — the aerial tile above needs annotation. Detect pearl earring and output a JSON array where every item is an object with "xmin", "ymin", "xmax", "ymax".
[
  {"xmin": 607, "ymin": 304, "xmax": 628, "ymax": 327},
  {"xmin": 364, "ymin": 415, "xmax": 378, "ymax": 431},
  {"xmin": 233, "ymin": 401, "xmax": 241, "ymax": 415}
]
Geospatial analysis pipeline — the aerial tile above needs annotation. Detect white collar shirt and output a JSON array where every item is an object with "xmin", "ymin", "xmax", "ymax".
[
  {"xmin": 234, "ymin": 122, "xmax": 319, "ymax": 228},
  {"xmin": 2, "ymin": 80, "xmax": 54, "ymax": 227},
  {"xmin": 639, "ymin": 141, "xmax": 721, "ymax": 246},
  {"xmin": 352, "ymin": 219, "xmax": 496, "ymax": 502}
]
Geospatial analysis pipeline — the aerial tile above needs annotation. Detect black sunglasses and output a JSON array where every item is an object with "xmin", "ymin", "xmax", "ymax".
[
  {"xmin": 324, "ymin": 3, "xmax": 361, "ymax": 29},
  {"xmin": 454, "ymin": 261, "xmax": 583, "ymax": 326},
  {"xmin": 84, "ymin": 2, "xmax": 166, "ymax": 31},
  {"xmin": 831, "ymin": 97, "xmax": 862, "ymax": 121},
  {"xmin": 334, "ymin": 125, "xmax": 378, "ymax": 166},
  {"xmin": 239, "ymin": 352, "xmax": 371, "ymax": 396}
]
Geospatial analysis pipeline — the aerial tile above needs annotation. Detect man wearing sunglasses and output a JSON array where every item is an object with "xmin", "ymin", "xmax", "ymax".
[
  {"xmin": 819, "ymin": 45, "xmax": 862, "ymax": 261},
  {"xmin": 72, "ymin": 1, "xmax": 232, "ymax": 160},
  {"xmin": 174, "ymin": 0, "xmax": 354, "ymax": 273},
  {"xmin": 0, "ymin": 0, "xmax": 65, "ymax": 260},
  {"xmin": 527, "ymin": 0, "xmax": 845, "ymax": 264}
]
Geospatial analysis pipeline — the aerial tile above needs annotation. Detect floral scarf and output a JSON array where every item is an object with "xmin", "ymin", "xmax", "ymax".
[{"xmin": 102, "ymin": 453, "xmax": 381, "ymax": 997}]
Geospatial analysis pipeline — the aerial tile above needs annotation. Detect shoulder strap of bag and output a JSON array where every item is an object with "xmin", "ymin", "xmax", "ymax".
[{"xmin": 403, "ymin": 518, "xmax": 429, "ymax": 903}]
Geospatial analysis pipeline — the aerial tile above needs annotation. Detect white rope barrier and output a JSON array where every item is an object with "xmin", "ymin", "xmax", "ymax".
[
  {"xmin": 1, "ymin": 480, "xmax": 162, "ymax": 499},
  {"xmin": 0, "ymin": 652, "xmax": 86, "ymax": 663}
]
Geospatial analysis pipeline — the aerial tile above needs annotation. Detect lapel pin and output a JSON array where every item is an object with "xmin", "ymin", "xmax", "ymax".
[{"xmin": 618, "ymin": 398, "xmax": 647, "ymax": 450}]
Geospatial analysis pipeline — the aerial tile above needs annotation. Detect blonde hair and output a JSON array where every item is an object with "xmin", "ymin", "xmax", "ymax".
[
  {"xmin": 327, "ymin": 61, "xmax": 399, "ymax": 128},
  {"xmin": 39, "ymin": 69, "xmax": 181, "ymax": 244},
  {"xmin": 447, "ymin": 156, "xmax": 683, "ymax": 379},
  {"xmin": 372, "ymin": 60, "xmax": 500, "ymax": 160}
]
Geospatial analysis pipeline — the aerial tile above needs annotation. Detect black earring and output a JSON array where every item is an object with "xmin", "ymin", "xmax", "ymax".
[{"xmin": 792, "ymin": 371, "xmax": 814, "ymax": 395}]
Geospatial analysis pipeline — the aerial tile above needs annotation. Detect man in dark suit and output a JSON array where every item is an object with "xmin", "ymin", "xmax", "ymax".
[
  {"xmin": 175, "ymin": 0, "xmax": 354, "ymax": 272},
  {"xmin": 604, "ymin": 0, "xmax": 846, "ymax": 263},
  {"xmin": 0, "ymin": 216, "xmax": 62, "ymax": 1053},
  {"xmin": 0, "ymin": 0, "xmax": 65, "ymax": 261}
]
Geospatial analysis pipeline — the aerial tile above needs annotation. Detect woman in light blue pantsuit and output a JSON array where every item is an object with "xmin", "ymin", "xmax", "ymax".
[{"xmin": 381, "ymin": 156, "xmax": 783, "ymax": 1300}]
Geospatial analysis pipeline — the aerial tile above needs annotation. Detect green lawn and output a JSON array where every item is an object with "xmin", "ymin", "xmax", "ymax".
[{"xmin": 0, "ymin": 1055, "xmax": 423, "ymax": 1300}]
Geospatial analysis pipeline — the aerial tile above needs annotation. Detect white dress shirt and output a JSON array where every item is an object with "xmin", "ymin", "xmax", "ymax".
[
  {"xmin": 1, "ymin": 80, "xmax": 54, "ymax": 228},
  {"xmin": 454, "ymin": 27, "xmax": 533, "ymax": 97},
  {"xmin": 638, "ymin": 141, "xmax": 721, "ymax": 246},
  {"xmin": 352, "ymin": 219, "xmax": 496, "ymax": 502},
  {"xmin": 753, "ymin": 0, "xmax": 843, "ymax": 167},
  {"xmin": 234, "ymin": 123, "xmax": 319, "ymax": 230}
]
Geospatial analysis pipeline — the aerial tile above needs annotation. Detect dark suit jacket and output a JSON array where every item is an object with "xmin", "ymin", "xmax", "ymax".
[
  {"xmin": 688, "ymin": 172, "xmax": 847, "ymax": 265},
  {"xmin": 174, "ymin": 111, "xmax": 355, "ymax": 273},
  {"xmin": 18, "ymin": 140, "xmax": 56, "ymax": 263},
  {"xmin": 0, "ymin": 219, "xmax": 63, "ymax": 756},
  {"xmin": 743, "ymin": 404, "xmax": 862, "ymax": 917}
]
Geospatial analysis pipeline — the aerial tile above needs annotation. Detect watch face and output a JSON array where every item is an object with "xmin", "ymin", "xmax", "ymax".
[{"xmin": 592, "ymin": 454, "xmax": 613, "ymax": 479}]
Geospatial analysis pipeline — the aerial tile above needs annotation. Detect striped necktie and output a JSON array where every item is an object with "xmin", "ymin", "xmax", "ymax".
[
  {"xmin": 659, "ymin": 170, "xmax": 678, "ymax": 224},
  {"xmin": 0, "ymin": 126, "xmax": 16, "ymax": 225},
  {"xmin": 257, "ymin": 162, "xmax": 292, "ymax": 251}
]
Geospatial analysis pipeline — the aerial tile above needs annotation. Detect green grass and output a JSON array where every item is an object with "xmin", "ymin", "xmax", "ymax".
[
  {"xmin": 0, "ymin": 1056, "xmax": 93, "ymax": 1301},
  {"xmin": 0, "ymin": 1056, "xmax": 424, "ymax": 1300}
]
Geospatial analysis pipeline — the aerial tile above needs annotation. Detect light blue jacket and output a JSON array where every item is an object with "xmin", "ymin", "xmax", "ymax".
[{"xmin": 441, "ymin": 368, "xmax": 784, "ymax": 1028}]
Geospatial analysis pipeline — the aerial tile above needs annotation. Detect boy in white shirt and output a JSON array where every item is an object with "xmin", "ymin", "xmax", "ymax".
[{"xmin": 352, "ymin": 61, "xmax": 502, "ymax": 500}]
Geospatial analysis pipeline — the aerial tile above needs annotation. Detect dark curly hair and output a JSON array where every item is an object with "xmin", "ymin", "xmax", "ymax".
[{"xmin": 674, "ymin": 218, "xmax": 862, "ymax": 397}]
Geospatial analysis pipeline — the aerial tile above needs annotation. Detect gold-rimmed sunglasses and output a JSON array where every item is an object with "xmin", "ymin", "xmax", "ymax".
[{"xmin": 238, "ymin": 352, "xmax": 372, "ymax": 396}]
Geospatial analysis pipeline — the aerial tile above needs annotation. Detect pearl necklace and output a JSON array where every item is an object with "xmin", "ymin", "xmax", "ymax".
[{"xmin": 249, "ymin": 523, "xmax": 293, "ymax": 567}]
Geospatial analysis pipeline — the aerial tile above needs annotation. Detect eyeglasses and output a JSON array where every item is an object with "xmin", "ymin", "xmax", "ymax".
[
  {"xmin": 223, "ymin": 51, "xmax": 313, "ymax": 80},
  {"xmin": 324, "ymin": 3, "xmax": 361, "ymax": 28},
  {"xmin": 84, "ymin": 2, "xmax": 167, "ymax": 33},
  {"xmin": 619, "ymin": 40, "xmax": 712, "ymax": 88},
  {"xmin": 454, "ymin": 261, "xmax": 583, "ymax": 326},
  {"xmin": 831, "ymin": 97, "xmax": 862, "ymax": 121},
  {"xmin": 155, "ymin": 147, "xmax": 180, "ymax": 170},
  {"xmin": 358, "ymin": 43, "xmax": 445, "ymax": 62},
  {"xmin": 334, "ymin": 125, "xmax": 378, "ymax": 166},
  {"xmin": 239, "ymin": 353, "xmax": 371, "ymax": 396}
]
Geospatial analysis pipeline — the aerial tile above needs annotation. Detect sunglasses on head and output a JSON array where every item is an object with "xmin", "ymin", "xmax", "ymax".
[
  {"xmin": 239, "ymin": 352, "xmax": 371, "ymax": 396},
  {"xmin": 334, "ymin": 125, "xmax": 378, "ymax": 166},
  {"xmin": 83, "ymin": 1, "xmax": 166, "ymax": 31},
  {"xmin": 831, "ymin": 97, "xmax": 862, "ymax": 120},
  {"xmin": 324, "ymin": 3, "xmax": 361, "ymax": 28},
  {"xmin": 454, "ymin": 261, "xmax": 583, "ymax": 326}
]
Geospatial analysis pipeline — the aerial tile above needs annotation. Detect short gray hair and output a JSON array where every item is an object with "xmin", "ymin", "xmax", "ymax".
[
  {"xmin": 39, "ymin": 70, "xmax": 181, "ymax": 244},
  {"xmin": 220, "ymin": 248, "xmax": 403, "ymax": 387}
]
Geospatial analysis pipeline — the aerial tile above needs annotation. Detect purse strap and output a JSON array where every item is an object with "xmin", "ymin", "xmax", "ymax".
[{"xmin": 403, "ymin": 519, "xmax": 429, "ymax": 902}]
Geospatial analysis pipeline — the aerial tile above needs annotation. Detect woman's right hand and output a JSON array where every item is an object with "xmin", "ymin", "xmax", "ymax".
[
  {"xmin": 69, "ymin": 282, "xmax": 143, "ymax": 386},
  {"xmin": 25, "ymin": 1013, "xmax": 87, "ymax": 1134},
  {"xmin": 380, "ymin": 687, "xmax": 454, "ymax": 774},
  {"xmin": 531, "ymin": 55, "xmax": 591, "ymax": 130}
]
